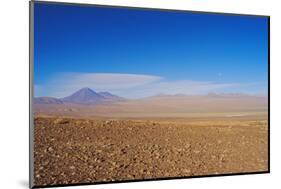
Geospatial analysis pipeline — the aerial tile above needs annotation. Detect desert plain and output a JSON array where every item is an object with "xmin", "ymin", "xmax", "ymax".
[{"xmin": 32, "ymin": 90, "xmax": 268, "ymax": 186}]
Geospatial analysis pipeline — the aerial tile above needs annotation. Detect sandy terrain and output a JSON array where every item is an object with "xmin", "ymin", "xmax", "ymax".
[
  {"xmin": 33, "ymin": 95, "xmax": 268, "ymax": 118},
  {"xmin": 33, "ymin": 116, "xmax": 268, "ymax": 187}
]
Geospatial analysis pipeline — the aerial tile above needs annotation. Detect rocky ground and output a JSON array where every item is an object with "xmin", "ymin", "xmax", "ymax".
[{"xmin": 33, "ymin": 117, "xmax": 268, "ymax": 187}]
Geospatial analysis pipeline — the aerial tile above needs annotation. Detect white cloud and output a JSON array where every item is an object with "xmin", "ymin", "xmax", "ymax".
[
  {"xmin": 35, "ymin": 72, "xmax": 263, "ymax": 98},
  {"xmin": 39, "ymin": 73, "xmax": 163, "ymax": 97},
  {"xmin": 116, "ymin": 80, "xmax": 239, "ymax": 98}
]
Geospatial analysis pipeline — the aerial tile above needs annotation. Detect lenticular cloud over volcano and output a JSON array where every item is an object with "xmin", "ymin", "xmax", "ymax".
[{"xmin": 35, "ymin": 72, "xmax": 265, "ymax": 99}]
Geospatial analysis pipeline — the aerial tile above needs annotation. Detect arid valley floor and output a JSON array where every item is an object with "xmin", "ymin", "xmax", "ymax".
[{"xmin": 33, "ymin": 114, "xmax": 268, "ymax": 186}]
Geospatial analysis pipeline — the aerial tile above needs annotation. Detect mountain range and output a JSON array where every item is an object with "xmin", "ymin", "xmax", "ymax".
[
  {"xmin": 33, "ymin": 87, "xmax": 125, "ymax": 105},
  {"xmin": 33, "ymin": 87, "xmax": 268, "ymax": 118}
]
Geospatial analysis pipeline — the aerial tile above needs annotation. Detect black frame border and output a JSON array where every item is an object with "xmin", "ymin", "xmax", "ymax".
[{"xmin": 29, "ymin": 1, "xmax": 270, "ymax": 188}]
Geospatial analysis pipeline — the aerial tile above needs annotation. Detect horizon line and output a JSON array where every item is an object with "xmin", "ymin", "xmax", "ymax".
[{"xmin": 34, "ymin": 87, "xmax": 268, "ymax": 100}]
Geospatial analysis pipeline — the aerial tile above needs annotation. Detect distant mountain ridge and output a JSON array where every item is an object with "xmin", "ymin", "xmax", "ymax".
[
  {"xmin": 33, "ymin": 97, "xmax": 64, "ymax": 104},
  {"xmin": 61, "ymin": 88, "xmax": 104, "ymax": 104},
  {"xmin": 33, "ymin": 91, "xmax": 268, "ymax": 118},
  {"xmin": 33, "ymin": 87, "xmax": 125, "ymax": 105},
  {"xmin": 33, "ymin": 88, "xmax": 267, "ymax": 106},
  {"xmin": 98, "ymin": 91, "xmax": 125, "ymax": 101}
]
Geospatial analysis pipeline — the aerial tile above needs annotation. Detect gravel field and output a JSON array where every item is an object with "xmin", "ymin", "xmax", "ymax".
[{"xmin": 33, "ymin": 116, "xmax": 268, "ymax": 187}]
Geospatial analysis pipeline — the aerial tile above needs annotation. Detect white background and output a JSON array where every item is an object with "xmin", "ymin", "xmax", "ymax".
[{"xmin": 0, "ymin": 0, "xmax": 279, "ymax": 188}]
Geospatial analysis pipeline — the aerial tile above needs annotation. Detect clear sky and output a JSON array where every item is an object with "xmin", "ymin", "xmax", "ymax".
[{"xmin": 34, "ymin": 2, "xmax": 268, "ymax": 98}]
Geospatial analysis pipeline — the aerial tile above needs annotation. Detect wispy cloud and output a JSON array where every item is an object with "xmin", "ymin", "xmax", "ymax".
[
  {"xmin": 119, "ymin": 80, "xmax": 239, "ymax": 98},
  {"xmin": 34, "ymin": 72, "xmax": 266, "ymax": 98},
  {"xmin": 35, "ymin": 73, "xmax": 162, "ymax": 97}
]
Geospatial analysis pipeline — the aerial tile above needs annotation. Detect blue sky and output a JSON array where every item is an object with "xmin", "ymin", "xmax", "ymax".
[{"xmin": 34, "ymin": 3, "xmax": 268, "ymax": 98}]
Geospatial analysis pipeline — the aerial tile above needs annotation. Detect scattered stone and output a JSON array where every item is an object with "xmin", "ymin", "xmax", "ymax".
[
  {"xmin": 47, "ymin": 147, "xmax": 54, "ymax": 152},
  {"xmin": 183, "ymin": 169, "xmax": 191, "ymax": 174},
  {"xmin": 54, "ymin": 118, "xmax": 69, "ymax": 124},
  {"xmin": 69, "ymin": 166, "xmax": 75, "ymax": 170},
  {"xmin": 194, "ymin": 150, "xmax": 200, "ymax": 154}
]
